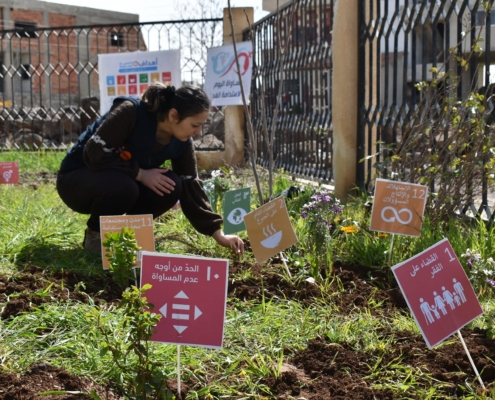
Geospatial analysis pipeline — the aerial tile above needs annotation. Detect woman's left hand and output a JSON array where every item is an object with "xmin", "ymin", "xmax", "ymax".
[{"xmin": 212, "ymin": 230, "xmax": 244, "ymax": 254}]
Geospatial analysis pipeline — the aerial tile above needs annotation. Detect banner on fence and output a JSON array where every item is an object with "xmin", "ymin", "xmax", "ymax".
[
  {"xmin": 392, "ymin": 238, "xmax": 483, "ymax": 349},
  {"xmin": 204, "ymin": 41, "xmax": 253, "ymax": 106},
  {"xmin": 98, "ymin": 50, "xmax": 181, "ymax": 114},
  {"xmin": 370, "ymin": 178, "xmax": 428, "ymax": 237}
]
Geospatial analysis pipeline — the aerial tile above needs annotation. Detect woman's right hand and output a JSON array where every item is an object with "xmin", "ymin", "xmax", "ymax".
[{"xmin": 136, "ymin": 168, "xmax": 175, "ymax": 196}]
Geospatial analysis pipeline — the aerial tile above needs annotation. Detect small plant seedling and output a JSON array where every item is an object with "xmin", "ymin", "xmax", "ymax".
[{"xmin": 103, "ymin": 227, "xmax": 141, "ymax": 290}]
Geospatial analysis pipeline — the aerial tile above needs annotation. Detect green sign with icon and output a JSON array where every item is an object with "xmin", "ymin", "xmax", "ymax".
[{"xmin": 223, "ymin": 188, "xmax": 251, "ymax": 234}]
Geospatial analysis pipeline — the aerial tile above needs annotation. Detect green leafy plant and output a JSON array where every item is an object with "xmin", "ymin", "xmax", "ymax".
[
  {"xmin": 209, "ymin": 167, "xmax": 231, "ymax": 213},
  {"xmin": 300, "ymin": 190, "xmax": 343, "ymax": 279},
  {"xmin": 461, "ymin": 248, "xmax": 495, "ymax": 298},
  {"xmin": 102, "ymin": 227, "xmax": 141, "ymax": 290},
  {"xmin": 363, "ymin": 10, "xmax": 495, "ymax": 223},
  {"xmin": 92, "ymin": 284, "xmax": 174, "ymax": 400}
]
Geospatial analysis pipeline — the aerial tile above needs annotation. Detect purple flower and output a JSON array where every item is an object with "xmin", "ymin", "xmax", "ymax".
[
  {"xmin": 300, "ymin": 191, "xmax": 344, "ymax": 221},
  {"xmin": 486, "ymin": 279, "xmax": 495, "ymax": 286}
]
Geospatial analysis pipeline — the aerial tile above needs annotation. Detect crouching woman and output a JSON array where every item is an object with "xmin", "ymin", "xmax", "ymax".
[{"xmin": 56, "ymin": 82, "xmax": 244, "ymax": 255}]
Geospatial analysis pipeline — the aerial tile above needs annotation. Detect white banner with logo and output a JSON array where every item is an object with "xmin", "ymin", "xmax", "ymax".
[
  {"xmin": 204, "ymin": 41, "xmax": 253, "ymax": 106},
  {"xmin": 98, "ymin": 50, "xmax": 181, "ymax": 114}
]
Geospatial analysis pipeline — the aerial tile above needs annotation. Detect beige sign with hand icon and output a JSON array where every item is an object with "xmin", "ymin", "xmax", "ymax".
[{"xmin": 243, "ymin": 197, "xmax": 298, "ymax": 263}]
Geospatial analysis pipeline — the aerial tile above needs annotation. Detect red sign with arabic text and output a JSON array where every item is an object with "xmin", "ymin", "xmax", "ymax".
[
  {"xmin": 0, "ymin": 162, "xmax": 19, "ymax": 184},
  {"xmin": 140, "ymin": 251, "xmax": 229, "ymax": 349},
  {"xmin": 392, "ymin": 239, "xmax": 483, "ymax": 348}
]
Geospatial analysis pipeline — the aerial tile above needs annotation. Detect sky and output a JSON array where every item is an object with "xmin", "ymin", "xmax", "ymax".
[{"xmin": 43, "ymin": 0, "xmax": 269, "ymax": 23}]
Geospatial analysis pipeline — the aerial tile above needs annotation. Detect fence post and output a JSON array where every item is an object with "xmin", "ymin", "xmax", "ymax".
[
  {"xmin": 223, "ymin": 7, "xmax": 253, "ymax": 167},
  {"xmin": 332, "ymin": 0, "xmax": 359, "ymax": 199},
  {"xmin": 2, "ymin": 7, "xmax": 13, "ymax": 104}
]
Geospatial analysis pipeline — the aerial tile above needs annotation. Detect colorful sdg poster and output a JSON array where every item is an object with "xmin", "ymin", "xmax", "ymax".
[
  {"xmin": 223, "ymin": 188, "xmax": 250, "ymax": 234},
  {"xmin": 98, "ymin": 50, "xmax": 181, "ymax": 114}
]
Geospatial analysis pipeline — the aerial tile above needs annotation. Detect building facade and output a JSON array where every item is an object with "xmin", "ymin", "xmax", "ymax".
[{"xmin": 0, "ymin": 0, "xmax": 143, "ymax": 107}]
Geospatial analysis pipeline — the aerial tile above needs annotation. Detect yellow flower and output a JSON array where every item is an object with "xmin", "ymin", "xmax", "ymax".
[
  {"xmin": 340, "ymin": 226, "xmax": 358, "ymax": 233},
  {"xmin": 334, "ymin": 217, "xmax": 341, "ymax": 223},
  {"xmin": 378, "ymin": 233, "xmax": 388, "ymax": 238},
  {"xmin": 239, "ymin": 370, "xmax": 247, "ymax": 377}
]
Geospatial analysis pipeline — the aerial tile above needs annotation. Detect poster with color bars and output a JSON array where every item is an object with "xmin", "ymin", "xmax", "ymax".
[{"xmin": 98, "ymin": 50, "xmax": 181, "ymax": 114}]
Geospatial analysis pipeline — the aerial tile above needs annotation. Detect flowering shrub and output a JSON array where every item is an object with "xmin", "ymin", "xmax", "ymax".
[
  {"xmin": 300, "ymin": 190, "xmax": 343, "ymax": 278},
  {"xmin": 461, "ymin": 248, "xmax": 495, "ymax": 294}
]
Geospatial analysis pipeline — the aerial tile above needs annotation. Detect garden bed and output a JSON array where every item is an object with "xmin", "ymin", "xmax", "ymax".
[
  {"xmin": 0, "ymin": 260, "xmax": 492, "ymax": 399},
  {"xmin": 1, "ymin": 161, "xmax": 494, "ymax": 399}
]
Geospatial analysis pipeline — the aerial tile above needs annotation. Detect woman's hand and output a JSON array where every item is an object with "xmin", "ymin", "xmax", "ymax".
[
  {"xmin": 136, "ymin": 168, "xmax": 175, "ymax": 196},
  {"xmin": 212, "ymin": 230, "xmax": 245, "ymax": 254}
]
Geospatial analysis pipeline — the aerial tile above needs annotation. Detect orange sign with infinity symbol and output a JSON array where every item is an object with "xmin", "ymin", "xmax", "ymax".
[{"xmin": 370, "ymin": 178, "xmax": 428, "ymax": 237}]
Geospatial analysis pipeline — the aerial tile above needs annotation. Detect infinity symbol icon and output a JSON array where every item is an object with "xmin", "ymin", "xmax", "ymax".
[{"xmin": 381, "ymin": 206, "xmax": 413, "ymax": 225}]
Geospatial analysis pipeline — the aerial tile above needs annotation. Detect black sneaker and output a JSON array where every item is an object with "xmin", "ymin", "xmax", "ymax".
[{"xmin": 83, "ymin": 228, "xmax": 101, "ymax": 254}]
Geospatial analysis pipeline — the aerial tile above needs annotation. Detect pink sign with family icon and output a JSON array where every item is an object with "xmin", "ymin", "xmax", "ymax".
[
  {"xmin": 392, "ymin": 238, "xmax": 483, "ymax": 348},
  {"xmin": 0, "ymin": 162, "xmax": 19, "ymax": 184},
  {"xmin": 140, "ymin": 251, "xmax": 229, "ymax": 349}
]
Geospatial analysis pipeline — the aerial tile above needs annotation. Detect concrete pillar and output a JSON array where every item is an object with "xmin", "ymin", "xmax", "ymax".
[
  {"xmin": 332, "ymin": 0, "xmax": 358, "ymax": 199},
  {"xmin": 222, "ymin": 7, "xmax": 253, "ymax": 167}
]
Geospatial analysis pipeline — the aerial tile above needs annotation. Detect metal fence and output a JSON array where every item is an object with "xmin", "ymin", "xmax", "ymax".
[
  {"xmin": 0, "ymin": 18, "xmax": 225, "ymax": 151},
  {"xmin": 358, "ymin": 0, "xmax": 495, "ymax": 217},
  {"xmin": 247, "ymin": 0, "xmax": 334, "ymax": 181}
]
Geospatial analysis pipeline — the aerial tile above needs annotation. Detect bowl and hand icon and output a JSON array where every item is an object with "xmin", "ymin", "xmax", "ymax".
[{"xmin": 260, "ymin": 223, "xmax": 282, "ymax": 248}]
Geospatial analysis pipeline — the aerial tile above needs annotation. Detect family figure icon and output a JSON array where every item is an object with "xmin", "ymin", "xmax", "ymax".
[{"xmin": 419, "ymin": 278, "xmax": 467, "ymax": 325}]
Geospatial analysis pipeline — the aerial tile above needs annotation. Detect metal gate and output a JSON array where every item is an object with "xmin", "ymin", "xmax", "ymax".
[
  {"xmin": 0, "ymin": 18, "xmax": 224, "ymax": 151},
  {"xmin": 358, "ymin": 0, "xmax": 495, "ymax": 218},
  {"xmin": 247, "ymin": 0, "xmax": 335, "ymax": 181}
]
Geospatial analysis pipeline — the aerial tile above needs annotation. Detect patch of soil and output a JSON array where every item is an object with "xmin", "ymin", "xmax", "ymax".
[
  {"xmin": 0, "ymin": 362, "xmax": 121, "ymax": 400},
  {"xmin": 228, "ymin": 260, "xmax": 407, "ymax": 313},
  {"xmin": 264, "ymin": 328, "xmax": 493, "ymax": 399},
  {"xmin": 21, "ymin": 171, "xmax": 57, "ymax": 190},
  {"xmin": 263, "ymin": 338, "xmax": 396, "ymax": 400},
  {"xmin": 0, "ymin": 265, "xmax": 122, "ymax": 319}
]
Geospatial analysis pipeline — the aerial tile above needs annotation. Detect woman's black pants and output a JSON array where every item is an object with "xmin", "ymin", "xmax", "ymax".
[{"xmin": 56, "ymin": 167, "xmax": 182, "ymax": 231}]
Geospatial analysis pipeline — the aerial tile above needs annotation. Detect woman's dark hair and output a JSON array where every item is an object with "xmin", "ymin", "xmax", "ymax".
[{"xmin": 141, "ymin": 82, "xmax": 211, "ymax": 122}]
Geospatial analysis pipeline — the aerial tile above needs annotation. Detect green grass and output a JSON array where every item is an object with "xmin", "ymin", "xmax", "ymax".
[
  {"xmin": 1, "ymin": 153, "xmax": 495, "ymax": 399},
  {"xmin": 0, "ymin": 149, "xmax": 65, "ymax": 173}
]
